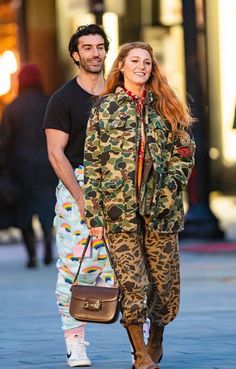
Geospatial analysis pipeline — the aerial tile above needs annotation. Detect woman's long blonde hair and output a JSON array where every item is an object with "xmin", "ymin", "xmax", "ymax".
[{"xmin": 102, "ymin": 42, "xmax": 194, "ymax": 131}]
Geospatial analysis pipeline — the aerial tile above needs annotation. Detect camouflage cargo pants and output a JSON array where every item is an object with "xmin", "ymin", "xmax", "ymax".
[{"xmin": 107, "ymin": 215, "xmax": 180, "ymax": 327}]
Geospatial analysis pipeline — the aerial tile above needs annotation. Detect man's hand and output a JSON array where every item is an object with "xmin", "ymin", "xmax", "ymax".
[{"xmin": 74, "ymin": 189, "xmax": 86, "ymax": 221}]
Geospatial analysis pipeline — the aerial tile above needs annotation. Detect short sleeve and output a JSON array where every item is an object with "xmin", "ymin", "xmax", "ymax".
[{"xmin": 43, "ymin": 92, "xmax": 70, "ymax": 133}]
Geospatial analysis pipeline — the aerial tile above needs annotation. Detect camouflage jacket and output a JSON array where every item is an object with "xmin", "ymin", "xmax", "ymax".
[{"xmin": 84, "ymin": 88, "xmax": 195, "ymax": 234}]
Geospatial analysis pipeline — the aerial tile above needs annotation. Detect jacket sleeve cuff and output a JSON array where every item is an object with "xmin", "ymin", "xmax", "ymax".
[{"xmin": 85, "ymin": 212, "xmax": 104, "ymax": 229}]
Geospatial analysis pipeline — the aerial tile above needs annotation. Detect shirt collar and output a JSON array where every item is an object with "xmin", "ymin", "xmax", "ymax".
[{"xmin": 115, "ymin": 86, "xmax": 155, "ymax": 105}]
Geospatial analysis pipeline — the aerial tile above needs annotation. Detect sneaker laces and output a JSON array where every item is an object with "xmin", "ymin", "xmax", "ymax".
[{"xmin": 68, "ymin": 334, "xmax": 89, "ymax": 359}]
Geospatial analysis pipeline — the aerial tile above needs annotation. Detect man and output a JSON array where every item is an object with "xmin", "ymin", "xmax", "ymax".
[{"xmin": 43, "ymin": 24, "xmax": 111, "ymax": 367}]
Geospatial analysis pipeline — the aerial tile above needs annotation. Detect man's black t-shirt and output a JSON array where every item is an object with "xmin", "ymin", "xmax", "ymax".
[{"xmin": 43, "ymin": 78, "xmax": 96, "ymax": 168}]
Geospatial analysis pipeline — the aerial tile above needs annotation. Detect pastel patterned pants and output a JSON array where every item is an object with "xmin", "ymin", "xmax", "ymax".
[
  {"xmin": 54, "ymin": 166, "xmax": 112, "ymax": 330},
  {"xmin": 107, "ymin": 215, "xmax": 180, "ymax": 328}
]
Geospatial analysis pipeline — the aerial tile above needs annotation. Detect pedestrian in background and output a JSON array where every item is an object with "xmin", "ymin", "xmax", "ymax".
[
  {"xmin": 43, "ymin": 24, "xmax": 113, "ymax": 367},
  {"xmin": 84, "ymin": 42, "xmax": 195, "ymax": 369},
  {"xmin": 0, "ymin": 63, "xmax": 57, "ymax": 268}
]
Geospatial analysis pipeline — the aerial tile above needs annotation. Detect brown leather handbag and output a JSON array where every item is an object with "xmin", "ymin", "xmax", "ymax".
[{"xmin": 69, "ymin": 235, "xmax": 120, "ymax": 324}]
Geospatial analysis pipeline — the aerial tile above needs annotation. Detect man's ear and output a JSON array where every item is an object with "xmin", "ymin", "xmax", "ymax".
[{"xmin": 72, "ymin": 51, "xmax": 80, "ymax": 63}]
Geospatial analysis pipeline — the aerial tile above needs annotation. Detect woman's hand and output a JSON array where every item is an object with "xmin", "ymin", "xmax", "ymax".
[{"xmin": 89, "ymin": 227, "xmax": 105, "ymax": 240}]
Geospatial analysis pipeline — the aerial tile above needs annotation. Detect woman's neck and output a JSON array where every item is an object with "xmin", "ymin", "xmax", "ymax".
[{"xmin": 124, "ymin": 84, "xmax": 145, "ymax": 98}]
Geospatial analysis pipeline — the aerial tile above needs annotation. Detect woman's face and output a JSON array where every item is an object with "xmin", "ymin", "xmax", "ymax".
[{"xmin": 120, "ymin": 48, "xmax": 152, "ymax": 92}]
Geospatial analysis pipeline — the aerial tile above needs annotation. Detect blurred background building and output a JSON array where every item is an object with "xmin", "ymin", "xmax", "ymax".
[{"xmin": 0, "ymin": 0, "xmax": 236, "ymax": 238}]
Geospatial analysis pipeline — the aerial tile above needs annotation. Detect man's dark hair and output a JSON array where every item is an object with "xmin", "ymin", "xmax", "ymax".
[{"xmin": 68, "ymin": 24, "xmax": 110, "ymax": 66}]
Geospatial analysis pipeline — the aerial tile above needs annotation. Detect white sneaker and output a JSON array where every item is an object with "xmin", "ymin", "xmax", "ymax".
[{"xmin": 66, "ymin": 333, "xmax": 91, "ymax": 367}]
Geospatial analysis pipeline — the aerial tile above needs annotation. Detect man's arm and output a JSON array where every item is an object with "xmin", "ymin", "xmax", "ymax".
[{"xmin": 45, "ymin": 128, "xmax": 85, "ymax": 218}]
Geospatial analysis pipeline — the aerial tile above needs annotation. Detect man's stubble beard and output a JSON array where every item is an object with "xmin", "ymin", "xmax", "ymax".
[{"xmin": 79, "ymin": 56, "xmax": 105, "ymax": 74}]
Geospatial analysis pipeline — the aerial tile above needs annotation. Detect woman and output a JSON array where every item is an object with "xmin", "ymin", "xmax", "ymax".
[{"xmin": 84, "ymin": 42, "xmax": 195, "ymax": 369}]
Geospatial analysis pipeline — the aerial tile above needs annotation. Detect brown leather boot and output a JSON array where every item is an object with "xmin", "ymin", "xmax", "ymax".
[
  {"xmin": 146, "ymin": 324, "xmax": 164, "ymax": 364},
  {"xmin": 127, "ymin": 325, "xmax": 158, "ymax": 369}
]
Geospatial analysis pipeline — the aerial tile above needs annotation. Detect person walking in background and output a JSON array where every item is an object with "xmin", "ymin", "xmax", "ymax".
[
  {"xmin": 84, "ymin": 42, "xmax": 195, "ymax": 369},
  {"xmin": 0, "ymin": 63, "xmax": 57, "ymax": 268},
  {"xmin": 43, "ymin": 24, "xmax": 112, "ymax": 367}
]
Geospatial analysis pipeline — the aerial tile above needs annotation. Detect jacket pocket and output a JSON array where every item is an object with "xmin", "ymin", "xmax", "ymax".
[
  {"xmin": 100, "ymin": 119, "xmax": 126, "ymax": 168},
  {"xmin": 100, "ymin": 118, "xmax": 126, "ymax": 131},
  {"xmin": 151, "ymin": 176, "xmax": 178, "ymax": 219},
  {"xmin": 101, "ymin": 178, "xmax": 125, "ymax": 221},
  {"xmin": 102, "ymin": 178, "xmax": 124, "ymax": 191}
]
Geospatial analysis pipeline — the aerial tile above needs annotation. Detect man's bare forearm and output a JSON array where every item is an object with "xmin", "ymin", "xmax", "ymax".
[
  {"xmin": 45, "ymin": 128, "xmax": 85, "ymax": 217},
  {"xmin": 49, "ymin": 151, "xmax": 83, "ymax": 200}
]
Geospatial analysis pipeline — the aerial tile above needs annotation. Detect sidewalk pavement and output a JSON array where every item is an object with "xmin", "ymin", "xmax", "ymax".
[
  {"xmin": 0, "ymin": 238, "xmax": 236, "ymax": 369},
  {"xmin": 0, "ymin": 193, "xmax": 236, "ymax": 369},
  {"xmin": 180, "ymin": 193, "xmax": 236, "ymax": 253}
]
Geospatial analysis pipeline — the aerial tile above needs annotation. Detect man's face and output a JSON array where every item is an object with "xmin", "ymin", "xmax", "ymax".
[{"xmin": 73, "ymin": 34, "xmax": 106, "ymax": 73}]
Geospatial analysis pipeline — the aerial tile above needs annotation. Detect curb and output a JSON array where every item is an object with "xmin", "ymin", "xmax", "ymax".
[{"xmin": 180, "ymin": 241, "xmax": 236, "ymax": 253}]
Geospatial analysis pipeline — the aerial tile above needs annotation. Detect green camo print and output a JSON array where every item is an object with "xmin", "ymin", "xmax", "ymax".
[{"xmin": 84, "ymin": 89, "xmax": 195, "ymax": 234}]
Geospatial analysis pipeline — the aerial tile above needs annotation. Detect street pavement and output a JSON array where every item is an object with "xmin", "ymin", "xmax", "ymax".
[
  {"xmin": 0, "ymin": 238, "xmax": 236, "ymax": 369},
  {"xmin": 0, "ymin": 195, "xmax": 236, "ymax": 369}
]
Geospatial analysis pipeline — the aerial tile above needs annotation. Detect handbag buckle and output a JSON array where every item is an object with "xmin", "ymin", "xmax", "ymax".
[{"xmin": 84, "ymin": 299, "xmax": 102, "ymax": 311}]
